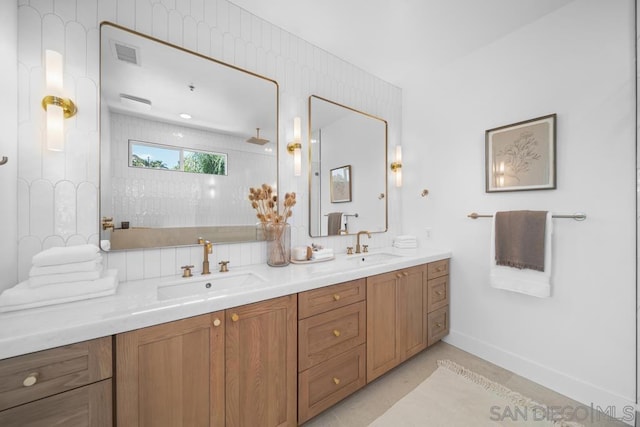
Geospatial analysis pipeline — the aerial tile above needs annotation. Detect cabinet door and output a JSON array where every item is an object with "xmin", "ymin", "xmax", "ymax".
[
  {"xmin": 116, "ymin": 312, "xmax": 225, "ymax": 427},
  {"xmin": 0, "ymin": 379, "xmax": 112, "ymax": 427},
  {"xmin": 399, "ymin": 265, "xmax": 428, "ymax": 360},
  {"xmin": 226, "ymin": 295, "xmax": 297, "ymax": 427},
  {"xmin": 366, "ymin": 271, "xmax": 401, "ymax": 382}
]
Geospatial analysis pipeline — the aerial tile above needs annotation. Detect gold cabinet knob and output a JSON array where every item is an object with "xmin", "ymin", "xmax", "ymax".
[
  {"xmin": 23, "ymin": 372, "xmax": 39, "ymax": 387},
  {"xmin": 402, "ymin": 272, "xmax": 409, "ymax": 277},
  {"xmin": 333, "ymin": 294, "xmax": 340, "ymax": 301},
  {"xmin": 213, "ymin": 318, "xmax": 221, "ymax": 327},
  {"xmin": 396, "ymin": 273, "xmax": 402, "ymax": 279},
  {"xmin": 333, "ymin": 377, "xmax": 340, "ymax": 385},
  {"xmin": 231, "ymin": 313, "xmax": 239, "ymax": 322},
  {"xmin": 436, "ymin": 322, "xmax": 442, "ymax": 328},
  {"xmin": 435, "ymin": 291, "xmax": 444, "ymax": 296},
  {"xmin": 333, "ymin": 329, "xmax": 341, "ymax": 337}
]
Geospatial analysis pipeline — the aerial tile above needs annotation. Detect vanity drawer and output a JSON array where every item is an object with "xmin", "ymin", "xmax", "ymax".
[
  {"xmin": 299, "ymin": 301, "xmax": 366, "ymax": 371},
  {"xmin": 0, "ymin": 337, "xmax": 112, "ymax": 411},
  {"xmin": 427, "ymin": 275, "xmax": 449, "ymax": 313},
  {"xmin": 427, "ymin": 259, "xmax": 449, "ymax": 279},
  {"xmin": 298, "ymin": 344, "xmax": 366, "ymax": 424},
  {"xmin": 427, "ymin": 306, "xmax": 449, "ymax": 346},
  {"xmin": 0, "ymin": 379, "xmax": 112, "ymax": 426},
  {"xmin": 298, "ymin": 278, "xmax": 366, "ymax": 319}
]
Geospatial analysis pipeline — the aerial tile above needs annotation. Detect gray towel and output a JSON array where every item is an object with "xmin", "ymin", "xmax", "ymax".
[
  {"xmin": 494, "ymin": 210, "xmax": 547, "ymax": 272},
  {"xmin": 327, "ymin": 212, "xmax": 343, "ymax": 235}
]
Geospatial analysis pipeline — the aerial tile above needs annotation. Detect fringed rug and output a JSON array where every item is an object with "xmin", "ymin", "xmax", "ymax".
[{"xmin": 369, "ymin": 360, "xmax": 583, "ymax": 426}]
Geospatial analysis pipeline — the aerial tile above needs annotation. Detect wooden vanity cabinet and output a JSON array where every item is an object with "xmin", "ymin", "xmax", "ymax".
[
  {"xmin": 366, "ymin": 264, "xmax": 428, "ymax": 382},
  {"xmin": 297, "ymin": 279, "xmax": 367, "ymax": 424},
  {"xmin": 116, "ymin": 294, "xmax": 297, "ymax": 427},
  {"xmin": 427, "ymin": 259, "xmax": 450, "ymax": 346},
  {"xmin": 0, "ymin": 336, "xmax": 113, "ymax": 426}
]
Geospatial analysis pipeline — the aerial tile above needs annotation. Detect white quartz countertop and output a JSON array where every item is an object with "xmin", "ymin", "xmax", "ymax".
[{"xmin": 0, "ymin": 247, "xmax": 451, "ymax": 360}]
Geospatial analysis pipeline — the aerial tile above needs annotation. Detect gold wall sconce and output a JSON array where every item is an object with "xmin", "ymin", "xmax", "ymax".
[
  {"xmin": 287, "ymin": 117, "xmax": 302, "ymax": 176},
  {"xmin": 390, "ymin": 145, "xmax": 402, "ymax": 187},
  {"xmin": 42, "ymin": 50, "xmax": 77, "ymax": 151}
]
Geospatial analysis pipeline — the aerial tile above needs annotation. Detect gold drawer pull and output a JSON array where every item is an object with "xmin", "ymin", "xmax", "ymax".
[
  {"xmin": 436, "ymin": 322, "xmax": 442, "ymax": 328},
  {"xmin": 396, "ymin": 273, "xmax": 402, "ymax": 279},
  {"xmin": 23, "ymin": 373, "xmax": 39, "ymax": 387},
  {"xmin": 333, "ymin": 329, "xmax": 341, "ymax": 337},
  {"xmin": 333, "ymin": 377, "xmax": 340, "ymax": 385},
  {"xmin": 402, "ymin": 272, "xmax": 409, "ymax": 277},
  {"xmin": 213, "ymin": 318, "xmax": 221, "ymax": 327},
  {"xmin": 231, "ymin": 313, "xmax": 239, "ymax": 322},
  {"xmin": 333, "ymin": 294, "xmax": 341, "ymax": 301},
  {"xmin": 435, "ymin": 291, "xmax": 444, "ymax": 296}
]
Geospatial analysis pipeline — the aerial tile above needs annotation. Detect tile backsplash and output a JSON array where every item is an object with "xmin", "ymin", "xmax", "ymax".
[{"xmin": 17, "ymin": 0, "xmax": 402, "ymax": 283}]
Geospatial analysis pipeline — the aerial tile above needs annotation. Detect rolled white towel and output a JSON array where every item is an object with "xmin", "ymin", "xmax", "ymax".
[
  {"xmin": 28, "ymin": 264, "xmax": 104, "ymax": 288},
  {"xmin": 0, "ymin": 269, "xmax": 119, "ymax": 313},
  {"xmin": 32, "ymin": 244, "xmax": 100, "ymax": 267},
  {"xmin": 29, "ymin": 257, "xmax": 103, "ymax": 277}
]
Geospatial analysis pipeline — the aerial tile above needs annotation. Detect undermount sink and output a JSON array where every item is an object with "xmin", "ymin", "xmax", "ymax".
[
  {"xmin": 346, "ymin": 252, "xmax": 403, "ymax": 265},
  {"xmin": 157, "ymin": 272, "xmax": 267, "ymax": 300}
]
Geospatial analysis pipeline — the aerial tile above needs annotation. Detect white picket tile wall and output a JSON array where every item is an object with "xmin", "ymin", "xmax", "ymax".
[{"xmin": 17, "ymin": 0, "xmax": 402, "ymax": 282}]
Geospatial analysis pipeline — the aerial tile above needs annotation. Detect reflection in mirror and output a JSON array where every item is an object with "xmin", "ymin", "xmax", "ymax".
[
  {"xmin": 99, "ymin": 23, "xmax": 278, "ymax": 250},
  {"xmin": 309, "ymin": 96, "xmax": 387, "ymax": 237}
]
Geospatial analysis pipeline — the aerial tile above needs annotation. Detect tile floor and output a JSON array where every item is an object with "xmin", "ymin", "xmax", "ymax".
[{"xmin": 303, "ymin": 342, "xmax": 629, "ymax": 426}]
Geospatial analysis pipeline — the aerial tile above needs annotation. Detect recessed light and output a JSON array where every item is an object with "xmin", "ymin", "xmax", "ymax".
[{"xmin": 179, "ymin": 113, "xmax": 192, "ymax": 119}]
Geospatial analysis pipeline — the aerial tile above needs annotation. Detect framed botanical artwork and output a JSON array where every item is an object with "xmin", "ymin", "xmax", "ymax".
[
  {"xmin": 330, "ymin": 165, "xmax": 352, "ymax": 203},
  {"xmin": 485, "ymin": 114, "xmax": 556, "ymax": 193}
]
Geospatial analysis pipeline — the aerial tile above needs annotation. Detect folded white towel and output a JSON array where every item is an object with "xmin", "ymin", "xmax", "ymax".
[
  {"xmin": 312, "ymin": 248, "xmax": 334, "ymax": 260},
  {"xmin": 393, "ymin": 242, "xmax": 417, "ymax": 249},
  {"xmin": 311, "ymin": 248, "xmax": 333, "ymax": 256},
  {"xmin": 394, "ymin": 235, "xmax": 417, "ymax": 242},
  {"xmin": 28, "ymin": 265, "xmax": 104, "ymax": 288},
  {"xmin": 32, "ymin": 244, "xmax": 100, "ymax": 267},
  {"xmin": 29, "ymin": 257, "xmax": 103, "ymax": 277},
  {"xmin": 0, "ymin": 269, "xmax": 119, "ymax": 313},
  {"xmin": 489, "ymin": 212, "xmax": 553, "ymax": 297}
]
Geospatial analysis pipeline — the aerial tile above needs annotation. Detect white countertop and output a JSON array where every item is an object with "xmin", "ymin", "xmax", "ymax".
[{"xmin": 0, "ymin": 247, "xmax": 450, "ymax": 360}]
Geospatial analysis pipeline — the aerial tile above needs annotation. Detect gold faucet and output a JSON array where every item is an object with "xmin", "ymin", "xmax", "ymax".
[
  {"xmin": 355, "ymin": 230, "xmax": 371, "ymax": 254},
  {"xmin": 198, "ymin": 238, "xmax": 213, "ymax": 275}
]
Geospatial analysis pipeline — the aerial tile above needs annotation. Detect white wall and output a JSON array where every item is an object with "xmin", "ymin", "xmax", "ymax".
[
  {"xmin": 14, "ymin": 0, "xmax": 402, "ymax": 284},
  {"xmin": 0, "ymin": 1, "xmax": 18, "ymax": 291},
  {"xmin": 403, "ymin": 0, "xmax": 635, "ymax": 417}
]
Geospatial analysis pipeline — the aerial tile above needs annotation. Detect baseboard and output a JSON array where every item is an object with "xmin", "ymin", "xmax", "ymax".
[{"xmin": 443, "ymin": 330, "xmax": 636, "ymax": 426}]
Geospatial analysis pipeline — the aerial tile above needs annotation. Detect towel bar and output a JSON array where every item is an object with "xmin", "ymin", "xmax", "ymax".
[
  {"xmin": 324, "ymin": 213, "xmax": 359, "ymax": 218},
  {"xmin": 467, "ymin": 212, "xmax": 586, "ymax": 221}
]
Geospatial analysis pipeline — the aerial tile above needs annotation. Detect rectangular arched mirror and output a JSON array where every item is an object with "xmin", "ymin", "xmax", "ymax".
[
  {"xmin": 100, "ymin": 23, "xmax": 278, "ymax": 250},
  {"xmin": 309, "ymin": 95, "xmax": 387, "ymax": 237}
]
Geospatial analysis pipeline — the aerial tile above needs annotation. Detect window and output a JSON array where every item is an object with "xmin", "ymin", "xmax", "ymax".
[{"xmin": 129, "ymin": 140, "xmax": 227, "ymax": 176}]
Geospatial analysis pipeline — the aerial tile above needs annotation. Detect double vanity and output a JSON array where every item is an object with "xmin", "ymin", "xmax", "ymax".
[{"xmin": 0, "ymin": 248, "xmax": 450, "ymax": 426}]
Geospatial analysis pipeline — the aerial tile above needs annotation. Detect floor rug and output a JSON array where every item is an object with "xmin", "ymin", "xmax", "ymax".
[{"xmin": 369, "ymin": 359, "xmax": 583, "ymax": 426}]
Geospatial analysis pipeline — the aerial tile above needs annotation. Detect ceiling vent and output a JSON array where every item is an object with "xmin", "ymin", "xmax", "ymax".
[
  {"xmin": 120, "ymin": 94, "xmax": 151, "ymax": 110},
  {"xmin": 114, "ymin": 42, "xmax": 139, "ymax": 65}
]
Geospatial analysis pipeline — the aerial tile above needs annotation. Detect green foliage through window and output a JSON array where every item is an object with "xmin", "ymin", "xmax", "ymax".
[{"xmin": 129, "ymin": 140, "xmax": 227, "ymax": 176}]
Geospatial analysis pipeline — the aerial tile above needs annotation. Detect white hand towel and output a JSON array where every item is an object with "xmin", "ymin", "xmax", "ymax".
[
  {"xmin": 29, "ymin": 257, "xmax": 103, "ymax": 277},
  {"xmin": 312, "ymin": 248, "xmax": 334, "ymax": 260},
  {"xmin": 489, "ymin": 212, "xmax": 553, "ymax": 297},
  {"xmin": 28, "ymin": 264, "xmax": 104, "ymax": 288},
  {"xmin": 32, "ymin": 244, "xmax": 100, "ymax": 267},
  {"xmin": 394, "ymin": 235, "xmax": 417, "ymax": 242},
  {"xmin": 0, "ymin": 269, "xmax": 119, "ymax": 313}
]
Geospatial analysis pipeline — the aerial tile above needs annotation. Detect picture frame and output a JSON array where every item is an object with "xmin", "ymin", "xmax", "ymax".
[
  {"xmin": 485, "ymin": 114, "xmax": 556, "ymax": 193},
  {"xmin": 330, "ymin": 165, "xmax": 352, "ymax": 203}
]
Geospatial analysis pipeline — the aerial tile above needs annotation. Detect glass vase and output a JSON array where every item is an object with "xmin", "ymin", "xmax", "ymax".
[{"xmin": 266, "ymin": 223, "xmax": 291, "ymax": 267}]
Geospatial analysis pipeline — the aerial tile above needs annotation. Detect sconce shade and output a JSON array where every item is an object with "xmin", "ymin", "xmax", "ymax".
[
  {"xmin": 288, "ymin": 117, "xmax": 302, "ymax": 176},
  {"xmin": 390, "ymin": 145, "xmax": 402, "ymax": 187},
  {"xmin": 42, "ymin": 50, "xmax": 77, "ymax": 151}
]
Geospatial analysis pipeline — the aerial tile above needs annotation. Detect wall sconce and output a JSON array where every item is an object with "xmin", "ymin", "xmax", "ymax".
[
  {"xmin": 287, "ymin": 117, "xmax": 302, "ymax": 176},
  {"xmin": 390, "ymin": 145, "xmax": 402, "ymax": 187},
  {"xmin": 42, "ymin": 50, "xmax": 77, "ymax": 151}
]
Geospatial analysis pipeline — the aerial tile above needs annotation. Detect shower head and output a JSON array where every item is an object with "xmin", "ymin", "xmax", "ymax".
[{"xmin": 246, "ymin": 128, "xmax": 269, "ymax": 145}]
